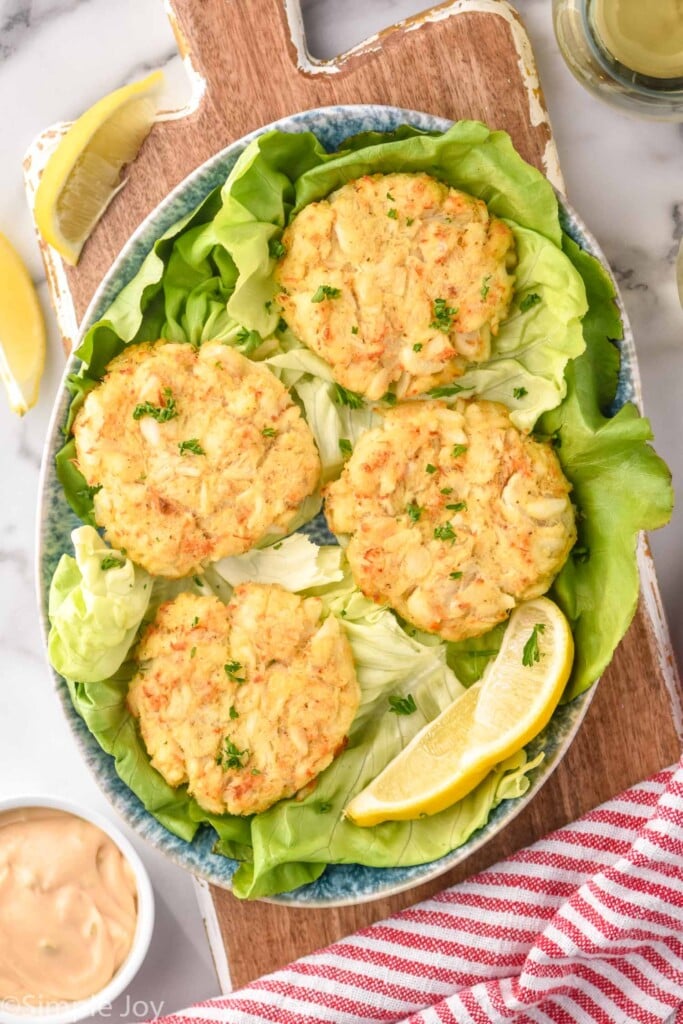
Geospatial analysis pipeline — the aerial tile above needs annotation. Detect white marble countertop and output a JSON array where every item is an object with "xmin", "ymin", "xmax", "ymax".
[{"xmin": 1, "ymin": 0, "xmax": 682, "ymax": 1018}]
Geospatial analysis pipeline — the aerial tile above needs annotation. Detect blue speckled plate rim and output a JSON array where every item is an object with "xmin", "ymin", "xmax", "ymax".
[{"xmin": 35, "ymin": 104, "xmax": 636, "ymax": 908}]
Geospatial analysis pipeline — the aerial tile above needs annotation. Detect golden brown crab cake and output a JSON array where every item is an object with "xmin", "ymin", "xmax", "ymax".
[
  {"xmin": 324, "ymin": 400, "xmax": 576, "ymax": 641},
  {"xmin": 73, "ymin": 342, "xmax": 321, "ymax": 578},
  {"xmin": 275, "ymin": 172, "xmax": 515, "ymax": 401},
  {"xmin": 127, "ymin": 587, "xmax": 359, "ymax": 816}
]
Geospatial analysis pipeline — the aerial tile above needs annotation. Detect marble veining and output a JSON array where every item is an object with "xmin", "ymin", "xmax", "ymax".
[{"xmin": 1, "ymin": 0, "xmax": 683, "ymax": 1017}]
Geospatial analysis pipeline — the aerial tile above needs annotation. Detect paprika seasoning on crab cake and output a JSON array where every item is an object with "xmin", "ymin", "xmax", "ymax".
[{"xmin": 0, "ymin": 807, "xmax": 138, "ymax": 1004}]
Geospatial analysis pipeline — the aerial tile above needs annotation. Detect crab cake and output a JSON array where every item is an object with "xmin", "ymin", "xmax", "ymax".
[
  {"xmin": 73, "ymin": 342, "xmax": 321, "ymax": 578},
  {"xmin": 127, "ymin": 587, "xmax": 359, "ymax": 816},
  {"xmin": 275, "ymin": 172, "xmax": 515, "ymax": 401},
  {"xmin": 324, "ymin": 400, "xmax": 576, "ymax": 641}
]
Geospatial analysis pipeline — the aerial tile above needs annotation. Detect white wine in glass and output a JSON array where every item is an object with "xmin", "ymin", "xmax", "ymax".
[{"xmin": 553, "ymin": 0, "xmax": 683, "ymax": 119}]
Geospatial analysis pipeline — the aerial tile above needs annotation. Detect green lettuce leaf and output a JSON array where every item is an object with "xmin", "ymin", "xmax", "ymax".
[
  {"xmin": 214, "ymin": 534, "xmax": 344, "ymax": 591},
  {"xmin": 48, "ymin": 527, "xmax": 152, "ymax": 683},
  {"xmin": 454, "ymin": 223, "xmax": 587, "ymax": 429},
  {"xmin": 211, "ymin": 124, "xmax": 586, "ymax": 426},
  {"xmin": 543, "ymin": 238, "xmax": 673, "ymax": 698},
  {"xmin": 293, "ymin": 121, "xmax": 562, "ymax": 241},
  {"xmin": 66, "ymin": 664, "xmax": 252, "ymax": 848}
]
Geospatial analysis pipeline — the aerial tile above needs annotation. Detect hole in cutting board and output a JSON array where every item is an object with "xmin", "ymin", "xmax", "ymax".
[{"xmin": 300, "ymin": 0, "xmax": 435, "ymax": 59}]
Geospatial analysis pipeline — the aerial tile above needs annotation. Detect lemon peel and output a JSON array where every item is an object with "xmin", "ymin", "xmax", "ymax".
[
  {"xmin": 345, "ymin": 597, "xmax": 573, "ymax": 826},
  {"xmin": 0, "ymin": 232, "xmax": 46, "ymax": 415},
  {"xmin": 34, "ymin": 71, "xmax": 163, "ymax": 266}
]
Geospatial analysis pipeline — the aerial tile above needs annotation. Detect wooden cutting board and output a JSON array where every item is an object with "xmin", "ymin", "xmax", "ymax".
[{"xmin": 25, "ymin": 0, "xmax": 683, "ymax": 994}]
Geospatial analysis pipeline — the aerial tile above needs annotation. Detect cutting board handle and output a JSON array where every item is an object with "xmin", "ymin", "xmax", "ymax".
[
  {"xmin": 167, "ymin": 0, "xmax": 306, "ymax": 104},
  {"xmin": 25, "ymin": 0, "xmax": 561, "ymax": 331},
  {"xmin": 163, "ymin": 0, "xmax": 558, "ymax": 184}
]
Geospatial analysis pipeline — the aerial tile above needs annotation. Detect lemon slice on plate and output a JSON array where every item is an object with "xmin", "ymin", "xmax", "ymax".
[
  {"xmin": 0, "ymin": 232, "xmax": 46, "ymax": 415},
  {"xmin": 345, "ymin": 597, "xmax": 574, "ymax": 827},
  {"xmin": 34, "ymin": 70, "xmax": 163, "ymax": 266}
]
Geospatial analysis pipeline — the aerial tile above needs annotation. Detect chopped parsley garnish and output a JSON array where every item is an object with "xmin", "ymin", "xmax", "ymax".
[
  {"xmin": 273, "ymin": 542, "xmax": 283, "ymax": 550},
  {"xmin": 446, "ymin": 501, "xmax": 467, "ymax": 512},
  {"xmin": 441, "ymin": 487, "xmax": 453, "ymax": 495},
  {"xmin": 382, "ymin": 392, "xmax": 398, "ymax": 406},
  {"xmin": 386, "ymin": 191, "xmax": 395, "ymax": 200},
  {"xmin": 268, "ymin": 238, "xmax": 287, "ymax": 259},
  {"xmin": 235, "ymin": 326, "xmax": 263, "ymax": 355},
  {"xmin": 100, "ymin": 555, "xmax": 125, "ymax": 571},
  {"xmin": 216, "ymin": 738, "xmax": 250, "ymax": 771},
  {"xmin": 429, "ymin": 297, "xmax": 458, "ymax": 333},
  {"xmin": 388, "ymin": 693, "xmax": 417, "ymax": 716},
  {"xmin": 522, "ymin": 623, "xmax": 546, "ymax": 667},
  {"xmin": 480, "ymin": 275, "xmax": 491, "ymax": 300},
  {"xmin": 316, "ymin": 801, "xmax": 333, "ymax": 814},
  {"xmin": 262, "ymin": 426, "xmax": 277, "ymax": 437},
  {"xmin": 333, "ymin": 383, "xmax": 365, "ymax": 408},
  {"xmin": 425, "ymin": 463, "xmax": 437, "ymax": 474},
  {"xmin": 406, "ymin": 502, "xmax": 423, "ymax": 523},
  {"xmin": 434, "ymin": 523, "xmax": 457, "ymax": 543},
  {"xmin": 311, "ymin": 284, "xmax": 341, "ymax": 302},
  {"xmin": 191, "ymin": 616, "xmax": 199, "ymax": 627},
  {"xmin": 133, "ymin": 387, "xmax": 177, "ymax": 423},
  {"xmin": 513, "ymin": 386, "xmax": 528, "ymax": 400},
  {"xmin": 406, "ymin": 217, "xmax": 415, "ymax": 226},
  {"xmin": 190, "ymin": 647, "xmax": 196, "ymax": 659},
  {"xmin": 251, "ymin": 768, "xmax": 262, "ymax": 776},
  {"xmin": 339, "ymin": 438, "xmax": 353, "ymax": 457},
  {"xmin": 351, "ymin": 325, "xmax": 359, "ymax": 335},
  {"xmin": 80, "ymin": 483, "xmax": 102, "ymax": 501},
  {"xmin": 229, "ymin": 705, "xmax": 239, "ymax": 720},
  {"xmin": 427, "ymin": 384, "xmax": 471, "ymax": 398},
  {"xmin": 193, "ymin": 576, "xmax": 203, "ymax": 586},
  {"xmin": 178, "ymin": 438, "xmax": 206, "ymax": 456},
  {"xmin": 449, "ymin": 571, "xmax": 463, "ymax": 580},
  {"xmin": 264, "ymin": 299, "xmax": 273, "ymax": 312},
  {"xmin": 277, "ymin": 317, "xmax": 288, "ymax": 332},
  {"xmin": 572, "ymin": 545, "xmax": 590, "ymax": 563},
  {"xmin": 520, "ymin": 292, "xmax": 542, "ymax": 313},
  {"xmin": 451, "ymin": 444, "xmax": 468, "ymax": 459},
  {"xmin": 413, "ymin": 343, "xmax": 423, "ymax": 352},
  {"xmin": 224, "ymin": 661, "xmax": 246, "ymax": 684},
  {"xmin": 387, "ymin": 208, "xmax": 398, "ymax": 220}
]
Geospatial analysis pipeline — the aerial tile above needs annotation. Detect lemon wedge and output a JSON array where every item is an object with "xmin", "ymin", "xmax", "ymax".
[
  {"xmin": 345, "ymin": 597, "xmax": 574, "ymax": 826},
  {"xmin": 0, "ymin": 232, "xmax": 46, "ymax": 415},
  {"xmin": 34, "ymin": 70, "xmax": 163, "ymax": 266}
]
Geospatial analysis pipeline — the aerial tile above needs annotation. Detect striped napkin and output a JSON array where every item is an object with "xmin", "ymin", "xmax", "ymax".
[{"xmin": 157, "ymin": 761, "xmax": 683, "ymax": 1024}]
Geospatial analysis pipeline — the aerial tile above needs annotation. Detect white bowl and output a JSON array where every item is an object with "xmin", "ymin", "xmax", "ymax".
[{"xmin": 0, "ymin": 796, "xmax": 155, "ymax": 1024}]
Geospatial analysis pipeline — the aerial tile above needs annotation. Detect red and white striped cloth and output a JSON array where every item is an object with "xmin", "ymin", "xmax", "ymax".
[{"xmin": 158, "ymin": 761, "xmax": 683, "ymax": 1024}]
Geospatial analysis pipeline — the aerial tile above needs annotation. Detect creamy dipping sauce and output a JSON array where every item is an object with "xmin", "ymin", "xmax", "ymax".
[{"xmin": 0, "ymin": 808, "xmax": 138, "ymax": 1005}]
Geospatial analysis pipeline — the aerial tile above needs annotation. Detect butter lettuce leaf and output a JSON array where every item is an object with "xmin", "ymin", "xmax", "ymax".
[
  {"xmin": 210, "ymin": 124, "xmax": 586, "ymax": 426},
  {"xmin": 65, "ymin": 664, "xmax": 251, "ymax": 848},
  {"xmin": 543, "ymin": 238, "xmax": 673, "ymax": 698},
  {"xmin": 214, "ymin": 534, "xmax": 344, "ymax": 591},
  {"xmin": 48, "ymin": 527, "xmax": 152, "ymax": 683}
]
